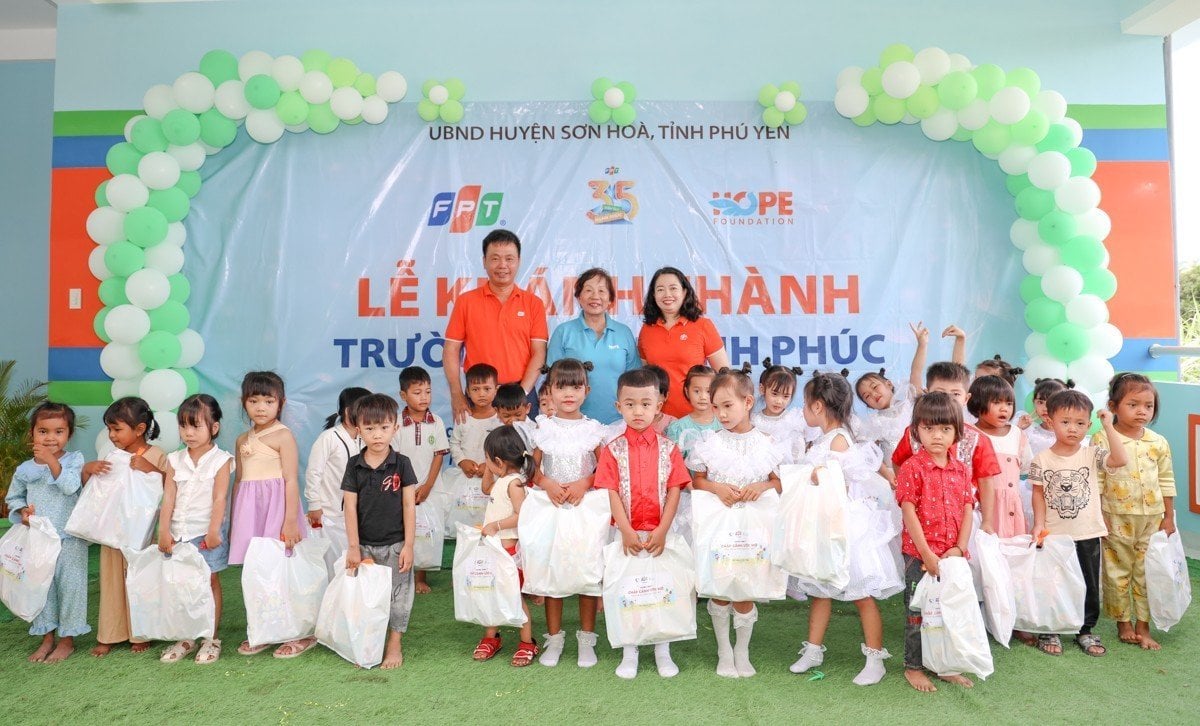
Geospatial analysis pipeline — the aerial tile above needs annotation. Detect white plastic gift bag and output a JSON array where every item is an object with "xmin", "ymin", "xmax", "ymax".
[
  {"xmin": 315, "ymin": 556, "xmax": 392, "ymax": 668},
  {"xmin": 1002, "ymin": 534, "xmax": 1085, "ymax": 634},
  {"xmin": 441, "ymin": 470, "xmax": 489, "ymax": 537},
  {"xmin": 518, "ymin": 489, "xmax": 610, "ymax": 597},
  {"xmin": 65, "ymin": 449, "xmax": 162, "ymax": 549},
  {"xmin": 910, "ymin": 557, "xmax": 993, "ymax": 679},
  {"xmin": 692, "ymin": 489, "xmax": 787, "ymax": 601},
  {"xmin": 1146, "ymin": 530, "xmax": 1191, "ymax": 632},
  {"xmin": 0, "ymin": 515, "xmax": 62, "ymax": 622},
  {"xmin": 413, "ymin": 502, "xmax": 446, "ymax": 570},
  {"xmin": 973, "ymin": 531, "xmax": 1016, "ymax": 647},
  {"xmin": 312, "ymin": 515, "xmax": 348, "ymax": 578},
  {"xmin": 602, "ymin": 534, "xmax": 697, "ymax": 648},
  {"xmin": 126, "ymin": 543, "xmax": 215, "ymax": 641},
  {"xmin": 242, "ymin": 537, "xmax": 331, "ymax": 647},
  {"xmin": 773, "ymin": 462, "xmax": 850, "ymax": 591},
  {"xmin": 452, "ymin": 523, "xmax": 525, "ymax": 627}
]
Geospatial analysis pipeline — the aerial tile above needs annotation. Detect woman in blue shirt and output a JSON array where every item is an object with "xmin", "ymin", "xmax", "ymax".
[{"xmin": 546, "ymin": 268, "xmax": 640, "ymax": 424}]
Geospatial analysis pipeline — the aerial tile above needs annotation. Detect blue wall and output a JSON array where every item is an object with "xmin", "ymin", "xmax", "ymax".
[{"xmin": 1151, "ymin": 382, "xmax": 1200, "ymax": 555}]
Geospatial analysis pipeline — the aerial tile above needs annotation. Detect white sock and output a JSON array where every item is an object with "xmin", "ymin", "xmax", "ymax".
[
  {"xmin": 708, "ymin": 600, "xmax": 737, "ymax": 678},
  {"xmin": 616, "ymin": 646, "xmax": 639, "ymax": 679},
  {"xmin": 576, "ymin": 630, "xmax": 598, "ymax": 669},
  {"xmin": 789, "ymin": 641, "xmax": 826, "ymax": 674},
  {"xmin": 853, "ymin": 643, "xmax": 891, "ymax": 686},
  {"xmin": 654, "ymin": 642, "xmax": 678, "ymax": 678},
  {"xmin": 732, "ymin": 605, "xmax": 758, "ymax": 677},
  {"xmin": 539, "ymin": 631, "xmax": 566, "ymax": 667}
]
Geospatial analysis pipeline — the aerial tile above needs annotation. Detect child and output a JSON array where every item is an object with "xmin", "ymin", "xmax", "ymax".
[
  {"xmin": 442, "ymin": 363, "xmax": 501, "ymax": 533},
  {"xmin": 1095, "ymin": 373, "xmax": 1175, "ymax": 650},
  {"xmin": 494, "ymin": 382, "xmax": 536, "ymax": 450},
  {"xmin": 531, "ymin": 358, "xmax": 608, "ymax": 668},
  {"xmin": 474, "ymin": 426, "xmax": 539, "ymax": 666},
  {"xmin": 688, "ymin": 368, "xmax": 783, "ymax": 678},
  {"xmin": 229, "ymin": 372, "xmax": 309, "ymax": 658},
  {"xmin": 665, "ymin": 365, "xmax": 722, "ymax": 460},
  {"xmin": 791, "ymin": 372, "xmax": 902, "ymax": 686},
  {"xmin": 752, "ymin": 359, "xmax": 814, "ymax": 454},
  {"xmin": 392, "ymin": 367, "xmax": 450, "ymax": 594},
  {"xmin": 6, "ymin": 402, "xmax": 88, "ymax": 663},
  {"xmin": 974, "ymin": 354, "xmax": 1023, "ymax": 388},
  {"xmin": 88, "ymin": 397, "xmax": 167, "ymax": 657},
  {"xmin": 1027, "ymin": 378, "xmax": 1068, "ymax": 456},
  {"xmin": 157, "ymin": 394, "xmax": 233, "ymax": 664},
  {"xmin": 343, "ymin": 394, "xmax": 418, "ymax": 670},
  {"xmin": 894, "ymin": 392, "xmax": 976, "ymax": 692},
  {"xmin": 967, "ymin": 375, "xmax": 1032, "ymax": 537},
  {"xmin": 856, "ymin": 321, "xmax": 936, "ymax": 460},
  {"xmin": 537, "ymin": 381, "xmax": 556, "ymax": 420},
  {"xmin": 595, "ymin": 368, "xmax": 692, "ymax": 679},
  {"xmin": 305, "ymin": 386, "xmax": 370, "ymax": 569},
  {"xmin": 892, "ymin": 362, "xmax": 1000, "ymax": 534},
  {"xmin": 1029, "ymin": 389, "xmax": 1127, "ymax": 657},
  {"xmin": 644, "ymin": 364, "xmax": 678, "ymax": 434}
]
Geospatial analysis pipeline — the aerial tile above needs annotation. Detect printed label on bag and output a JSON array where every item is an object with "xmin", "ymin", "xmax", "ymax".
[
  {"xmin": 455, "ymin": 486, "xmax": 490, "ymax": 514},
  {"xmin": 465, "ymin": 558, "xmax": 497, "ymax": 590},
  {"xmin": 711, "ymin": 528, "xmax": 770, "ymax": 565},
  {"xmin": 922, "ymin": 594, "xmax": 945, "ymax": 630},
  {"xmin": 1, "ymin": 544, "xmax": 25, "ymax": 582},
  {"xmin": 617, "ymin": 573, "xmax": 676, "ymax": 610}
]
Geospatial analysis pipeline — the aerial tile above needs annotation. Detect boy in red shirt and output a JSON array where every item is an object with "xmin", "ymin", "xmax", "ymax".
[
  {"xmin": 594, "ymin": 368, "xmax": 691, "ymax": 680},
  {"xmin": 895, "ymin": 392, "xmax": 976, "ymax": 693}
]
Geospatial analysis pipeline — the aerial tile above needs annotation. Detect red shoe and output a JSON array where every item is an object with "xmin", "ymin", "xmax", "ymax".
[
  {"xmin": 473, "ymin": 637, "xmax": 502, "ymax": 661},
  {"xmin": 510, "ymin": 640, "xmax": 539, "ymax": 667}
]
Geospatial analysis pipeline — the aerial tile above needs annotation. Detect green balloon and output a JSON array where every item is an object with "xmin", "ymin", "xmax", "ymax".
[
  {"xmin": 780, "ymin": 81, "xmax": 802, "ymax": 97},
  {"xmin": 1036, "ymin": 124, "xmax": 1074, "ymax": 153},
  {"xmin": 971, "ymin": 64, "xmax": 1006, "ymax": 100},
  {"xmin": 95, "ymin": 181, "xmax": 110, "ymax": 207},
  {"xmin": 905, "ymin": 85, "xmax": 939, "ymax": 119},
  {"xmin": 244, "ymin": 74, "xmax": 281, "ymax": 110},
  {"xmin": 307, "ymin": 102, "xmax": 339, "ymax": 134},
  {"xmin": 1006, "ymin": 67, "xmax": 1041, "ymax": 96},
  {"xmin": 440, "ymin": 99, "xmax": 465, "ymax": 124},
  {"xmin": 175, "ymin": 367, "xmax": 201, "ymax": 397},
  {"xmin": 148, "ymin": 188, "xmax": 190, "ymax": 223},
  {"xmin": 354, "ymin": 73, "xmax": 376, "ymax": 98},
  {"xmin": 276, "ymin": 91, "xmax": 309, "ymax": 125},
  {"xmin": 1082, "ymin": 268, "xmax": 1118, "ymax": 300},
  {"xmin": 784, "ymin": 103, "xmax": 807, "ymax": 125},
  {"xmin": 1010, "ymin": 109, "xmax": 1049, "ymax": 146},
  {"xmin": 1038, "ymin": 210, "xmax": 1078, "ymax": 246},
  {"xmin": 1006, "ymin": 173, "xmax": 1032, "ymax": 197},
  {"xmin": 104, "ymin": 242, "xmax": 145, "ymax": 277},
  {"xmin": 106, "ymin": 142, "xmax": 143, "ymax": 176},
  {"xmin": 590, "ymin": 77, "xmax": 613, "ymax": 100},
  {"xmin": 131, "ymin": 117, "xmax": 168, "ymax": 153},
  {"xmin": 762, "ymin": 107, "xmax": 784, "ymax": 128},
  {"xmin": 1015, "ymin": 186, "xmax": 1055, "ymax": 220},
  {"xmin": 612, "ymin": 104, "xmax": 637, "ymax": 127},
  {"xmin": 852, "ymin": 107, "xmax": 878, "ymax": 127},
  {"xmin": 168, "ymin": 273, "xmax": 191, "ymax": 303},
  {"xmin": 861, "ymin": 67, "xmax": 883, "ymax": 96},
  {"xmin": 124, "ymin": 206, "xmax": 169, "ymax": 247},
  {"xmin": 161, "ymin": 109, "xmax": 201, "ymax": 146},
  {"xmin": 588, "ymin": 100, "xmax": 611, "ymax": 124},
  {"xmin": 148, "ymin": 300, "xmax": 190, "ymax": 334},
  {"xmin": 417, "ymin": 99, "xmax": 439, "ymax": 122},
  {"xmin": 94, "ymin": 306, "xmax": 112, "ymax": 343},
  {"xmin": 971, "ymin": 120, "xmax": 1011, "ymax": 156},
  {"xmin": 1046, "ymin": 322, "xmax": 1089, "ymax": 362},
  {"xmin": 99, "ymin": 276, "xmax": 130, "ymax": 306},
  {"xmin": 1060, "ymin": 235, "xmax": 1105, "ymax": 269},
  {"xmin": 1024, "ymin": 296, "xmax": 1067, "ymax": 333},
  {"xmin": 1019, "ymin": 275, "xmax": 1044, "ymax": 304},
  {"xmin": 936, "ymin": 71, "xmax": 977, "ymax": 110},
  {"xmin": 301, "ymin": 49, "xmax": 332, "ymax": 72},
  {"xmin": 1066, "ymin": 147, "xmax": 1097, "ymax": 178},
  {"xmin": 138, "ymin": 330, "xmax": 182, "ymax": 368},
  {"xmin": 344, "ymin": 115, "xmax": 363, "ymax": 126},
  {"xmin": 421, "ymin": 79, "xmax": 439, "ymax": 97},
  {"xmin": 951, "ymin": 126, "xmax": 974, "ymax": 142},
  {"xmin": 175, "ymin": 170, "xmax": 202, "ymax": 198},
  {"xmin": 199, "ymin": 109, "xmax": 237, "ymax": 147},
  {"xmin": 445, "ymin": 78, "xmax": 467, "ymax": 101},
  {"xmin": 326, "ymin": 58, "xmax": 359, "ymax": 88},
  {"xmin": 758, "ymin": 84, "xmax": 779, "ymax": 108},
  {"xmin": 873, "ymin": 94, "xmax": 905, "ymax": 125},
  {"xmin": 199, "ymin": 50, "xmax": 239, "ymax": 86},
  {"xmin": 879, "ymin": 43, "xmax": 915, "ymax": 66}
]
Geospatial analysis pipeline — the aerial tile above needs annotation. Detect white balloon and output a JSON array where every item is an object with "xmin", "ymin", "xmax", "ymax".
[
  {"xmin": 245, "ymin": 109, "xmax": 285, "ymax": 144},
  {"xmin": 1010, "ymin": 218, "xmax": 1041, "ymax": 250},
  {"xmin": 1025, "ymin": 332, "xmax": 1048, "ymax": 359},
  {"xmin": 1088, "ymin": 323, "xmax": 1124, "ymax": 358},
  {"xmin": 106, "ymin": 174, "xmax": 150, "ymax": 212},
  {"xmin": 989, "ymin": 86, "xmax": 1031, "ymax": 125},
  {"xmin": 833, "ymin": 85, "xmax": 869, "ymax": 118},
  {"xmin": 1041, "ymin": 265, "xmax": 1085, "ymax": 303},
  {"xmin": 89, "ymin": 245, "xmax": 113, "ymax": 281},
  {"xmin": 1033, "ymin": 90, "xmax": 1067, "ymax": 124},
  {"xmin": 1027, "ymin": 151, "xmax": 1071, "ymax": 190},
  {"xmin": 154, "ymin": 411, "xmax": 181, "ymax": 452},
  {"xmin": 947, "ymin": 53, "xmax": 973, "ymax": 71},
  {"xmin": 376, "ymin": 71, "xmax": 408, "ymax": 102},
  {"xmin": 143, "ymin": 84, "xmax": 177, "ymax": 119},
  {"xmin": 1066, "ymin": 294, "xmax": 1110, "ymax": 327},
  {"xmin": 86, "ymin": 206, "xmax": 126, "ymax": 245},
  {"xmin": 1023, "ymin": 243, "xmax": 1060, "ymax": 275},
  {"xmin": 603, "ymin": 86, "xmax": 625, "ymax": 109},
  {"xmin": 1068, "ymin": 356, "xmax": 1116, "ymax": 395},
  {"xmin": 957, "ymin": 99, "xmax": 990, "ymax": 131},
  {"xmin": 1062, "ymin": 117, "xmax": 1084, "ymax": 147},
  {"xmin": 774, "ymin": 90, "xmax": 797, "ymax": 113},
  {"xmin": 913, "ymin": 47, "xmax": 951, "ymax": 85},
  {"xmin": 125, "ymin": 268, "xmax": 171, "ymax": 310},
  {"xmin": 172, "ymin": 71, "xmax": 215, "ymax": 114},
  {"xmin": 836, "ymin": 66, "xmax": 864, "ymax": 90},
  {"xmin": 164, "ymin": 222, "xmax": 187, "ymax": 248},
  {"xmin": 140, "ymin": 369, "xmax": 187, "ymax": 412},
  {"xmin": 299, "ymin": 71, "xmax": 334, "ymax": 104},
  {"xmin": 124, "ymin": 114, "xmax": 147, "ymax": 142},
  {"xmin": 920, "ymin": 108, "xmax": 958, "ymax": 141},
  {"xmin": 998, "ymin": 144, "xmax": 1037, "ymax": 175},
  {"xmin": 167, "ymin": 142, "xmax": 206, "ymax": 172},
  {"xmin": 1025, "ymin": 354, "xmax": 1068, "ymax": 384},
  {"xmin": 285, "ymin": 122, "xmax": 310, "ymax": 134},
  {"xmin": 95, "ymin": 429, "xmax": 116, "ymax": 459},
  {"xmin": 271, "ymin": 55, "xmax": 305, "ymax": 92},
  {"xmin": 361, "ymin": 95, "xmax": 389, "ymax": 125},
  {"xmin": 881, "ymin": 61, "xmax": 920, "ymax": 99},
  {"xmin": 239, "ymin": 50, "xmax": 274, "ymax": 81},
  {"xmin": 137, "ymin": 151, "xmax": 181, "ymax": 190},
  {"xmin": 1055, "ymin": 177, "xmax": 1101, "ymax": 215},
  {"xmin": 145, "ymin": 242, "xmax": 185, "ymax": 275},
  {"xmin": 330, "ymin": 87, "xmax": 364, "ymax": 120},
  {"xmin": 214, "ymin": 80, "xmax": 250, "ymax": 120},
  {"xmin": 1077, "ymin": 208, "xmax": 1112, "ymax": 240},
  {"xmin": 428, "ymin": 84, "xmax": 450, "ymax": 106},
  {"xmin": 176, "ymin": 329, "xmax": 206, "ymax": 368},
  {"xmin": 112, "ymin": 373, "xmax": 145, "ymax": 400},
  {"xmin": 103, "ymin": 304, "xmax": 151, "ymax": 344},
  {"xmin": 201, "ymin": 141, "xmax": 222, "ymax": 155}
]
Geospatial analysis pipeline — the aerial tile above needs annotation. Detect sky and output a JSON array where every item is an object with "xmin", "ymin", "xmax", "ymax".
[{"xmin": 1173, "ymin": 20, "xmax": 1200, "ymax": 269}]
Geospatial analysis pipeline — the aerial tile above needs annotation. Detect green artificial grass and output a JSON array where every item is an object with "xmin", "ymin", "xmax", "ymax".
[{"xmin": 2, "ymin": 543, "xmax": 1198, "ymax": 725}]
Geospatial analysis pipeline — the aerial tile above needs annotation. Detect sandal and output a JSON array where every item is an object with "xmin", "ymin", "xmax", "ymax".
[
  {"xmin": 1076, "ymin": 633, "xmax": 1106, "ymax": 657},
  {"xmin": 510, "ymin": 640, "xmax": 539, "ymax": 667},
  {"xmin": 473, "ymin": 636, "xmax": 502, "ymax": 661},
  {"xmin": 273, "ymin": 637, "xmax": 317, "ymax": 659},
  {"xmin": 160, "ymin": 640, "xmax": 197, "ymax": 663},
  {"xmin": 237, "ymin": 641, "xmax": 270, "ymax": 656},
  {"xmin": 195, "ymin": 638, "xmax": 222, "ymax": 664},
  {"xmin": 1037, "ymin": 634, "xmax": 1062, "ymax": 656}
]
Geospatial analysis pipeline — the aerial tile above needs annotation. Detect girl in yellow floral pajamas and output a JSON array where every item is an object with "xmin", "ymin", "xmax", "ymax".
[{"xmin": 1094, "ymin": 373, "xmax": 1175, "ymax": 650}]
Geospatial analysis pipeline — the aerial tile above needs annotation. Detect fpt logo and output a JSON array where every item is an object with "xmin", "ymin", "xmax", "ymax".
[
  {"xmin": 708, "ymin": 190, "xmax": 794, "ymax": 225},
  {"xmin": 586, "ymin": 166, "xmax": 639, "ymax": 224},
  {"xmin": 428, "ymin": 185, "xmax": 504, "ymax": 233}
]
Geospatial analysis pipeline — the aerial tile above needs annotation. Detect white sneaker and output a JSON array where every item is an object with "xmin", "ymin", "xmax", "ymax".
[
  {"xmin": 576, "ymin": 630, "xmax": 598, "ymax": 668},
  {"xmin": 616, "ymin": 646, "xmax": 639, "ymax": 679},
  {"xmin": 789, "ymin": 641, "xmax": 826, "ymax": 674},
  {"xmin": 654, "ymin": 642, "xmax": 679, "ymax": 678},
  {"xmin": 852, "ymin": 643, "xmax": 891, "ymax": 686},
  {"xmin": 539, "ymin": 631, "xmax": 566, "ymax": 667}
]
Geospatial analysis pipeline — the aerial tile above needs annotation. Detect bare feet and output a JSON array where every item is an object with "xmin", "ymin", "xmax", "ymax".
[
  {"xmin": 29, "ymin": 635, "xmax": 55, "ymax": 663},
  {"xmin": 381, "ymin": 631, "xmax": 403, "ymax": 669},
  {"xmin": 905, "ymin": 668, "xmax": 937, "ymax": 692},
  {"xmin": 938, "ymin": 673, "xmax": 974, "ymax": 688},
  {"xmin": 1136, "ymin": 622, "xmax": 1161, "ymax": 650},
  {"xmin": 131, "ymin": 642, "xmax": 152, "ymax": 654},
  {"xmin": 45, "ymin": 637, "xmax": 75, "ymax": 664},
  {"xmin": 90, "ymin": 643, "xmax": 113, "ymax": 658},
  {"xmin": 1117, "ymin": 621, "xmax": 1141, "ymax": 645},
  {"xmin": 415, "ymin": 581, "xmax": 431, "ymax": 595}
]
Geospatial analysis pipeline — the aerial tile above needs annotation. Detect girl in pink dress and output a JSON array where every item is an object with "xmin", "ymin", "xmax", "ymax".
[{"xmin": 967, "ymin": 375, "xmax": 1031, "ymax": 537}]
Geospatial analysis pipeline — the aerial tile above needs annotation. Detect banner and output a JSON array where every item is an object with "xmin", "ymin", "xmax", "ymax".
[{"xmin": 187, "ymin": 101, "xmax": 1023, "ymax": 459}]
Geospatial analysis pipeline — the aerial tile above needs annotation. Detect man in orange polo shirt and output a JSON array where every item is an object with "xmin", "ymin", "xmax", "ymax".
[{"xmin": 443, "ymin": 229, "xmax": 548, "ymax": 423}]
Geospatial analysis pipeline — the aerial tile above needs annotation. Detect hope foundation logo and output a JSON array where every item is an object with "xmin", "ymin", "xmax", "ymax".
[
  {"xmin": 428, "ymin": 185, "xmax": 504, "ymax": 233},
  {"xmin": 708, "ymin": 190, "xmax": 795, "ymax": 225},
  {"xmin": 587, "ymin": 166, "xmax": 639, "ymax": 224}
]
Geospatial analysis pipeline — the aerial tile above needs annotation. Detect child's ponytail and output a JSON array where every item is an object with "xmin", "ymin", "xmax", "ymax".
[{"xmin": 325, "ymin": 386, "xmax": 371, "ymax": 430}]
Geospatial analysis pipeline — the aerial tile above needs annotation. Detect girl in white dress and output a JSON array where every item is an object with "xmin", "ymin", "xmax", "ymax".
[
  {"xmin": 752, "ymin": 359, "xmax": 816, "ymax": 455},
  {"xmin": 304, "ymin": 387, "xmax": 369, "ymax": 571}
]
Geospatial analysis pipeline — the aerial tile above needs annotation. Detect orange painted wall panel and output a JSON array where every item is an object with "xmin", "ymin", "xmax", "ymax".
[{"xmin": 49, "ymin": 167, "xmax": 110, "ymax": 347}]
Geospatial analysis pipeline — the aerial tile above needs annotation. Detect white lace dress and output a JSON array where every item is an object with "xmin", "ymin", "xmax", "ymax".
[
  {"xmin": 532, "ymin": 416, "xmax": 608, "ymax": 483},
  {"xmin": 752, "ymin": 409, "xmax": 819, "ymax": 462},
  {"xmin": 855, "ymin": 383, "xmax": 919, "ymax": 462},
  {"xmin": 684, "ymin": 428, "xmax": 785, "ymax": 546}
]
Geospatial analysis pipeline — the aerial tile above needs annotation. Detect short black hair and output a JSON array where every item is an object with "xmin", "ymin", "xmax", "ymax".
[
  {"xmin": 1107, "ymin": 372, "xmax": 1160, "ymax": 425},
  {"xmin": 494, "ymin": 383, "xmax": 528, "ymax": 410},
  {"xmin": 926, "ymin": 361, "xmax": 971, "ymax": 388},
  {"xmin": 975, "ymin": 355, "xmax": 1023, "ymax": 387},
  {"xmin": 966, "ymin": 375, "xmax": 1015, "ymax": 418},
  {"xmin": 543, "ymin": 358, "xmax": 593, "ymax": 389},
  {"xmin": 642, "ymin": 364, "xmax": 670, "ymax": 398},
  {"xmin": 803, "ymin": 371, "xmax": 854, "ymax": 429},
  {"xmin": 30, "ymin": 402, "xmax": 76, "ymax": 437},
  {"xmin": 241, "ymin": 371, "xmax": 286, "ymax": 403},
  {"xmin": 178, "ymin": 394, "xmax": 222, "ymax": 431},
  {"xmin": 326, "ymin": 386, "xmax": 371, "ymax": 430},
  {"xmin": 911, "ymin": 391, "xmax": 963, "ymax": 442},
  {"xmin": 355, "ymin": 393, "xmax": 400, "ymax": 426},
  {"xmin": 103, "ymin": 397, "xmax": 161, "ymax": 441},
  {"xmin": 1046, "ymin": 389, "xmax": 1093, "ymax": 417},
  {"xmin": 465, "ymin": 363, "xmax": 498, "ymax": 386},
  {"xmin": 481, "ymin": 229, "xmax": 521, "ymax": 257},
  {"xmin": 1033, "ymin": 377, "xmax": 1068, "ymax": 403},
  {"xmin": 759, "ymin": 359, "xmax": 802, "ymax": 396},
  {"xmin": 617, "ymin": 368, "xmax": 660, "ymax": 396},
  {"xmin": 399, "ymin": 366, "xmax": 432, "ymax": 392}
]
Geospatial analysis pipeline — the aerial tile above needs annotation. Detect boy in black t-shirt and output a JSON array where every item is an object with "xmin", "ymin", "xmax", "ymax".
[{"xmin": 342, "ymin": 393, "xmax": 418, "ymax": 669}]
